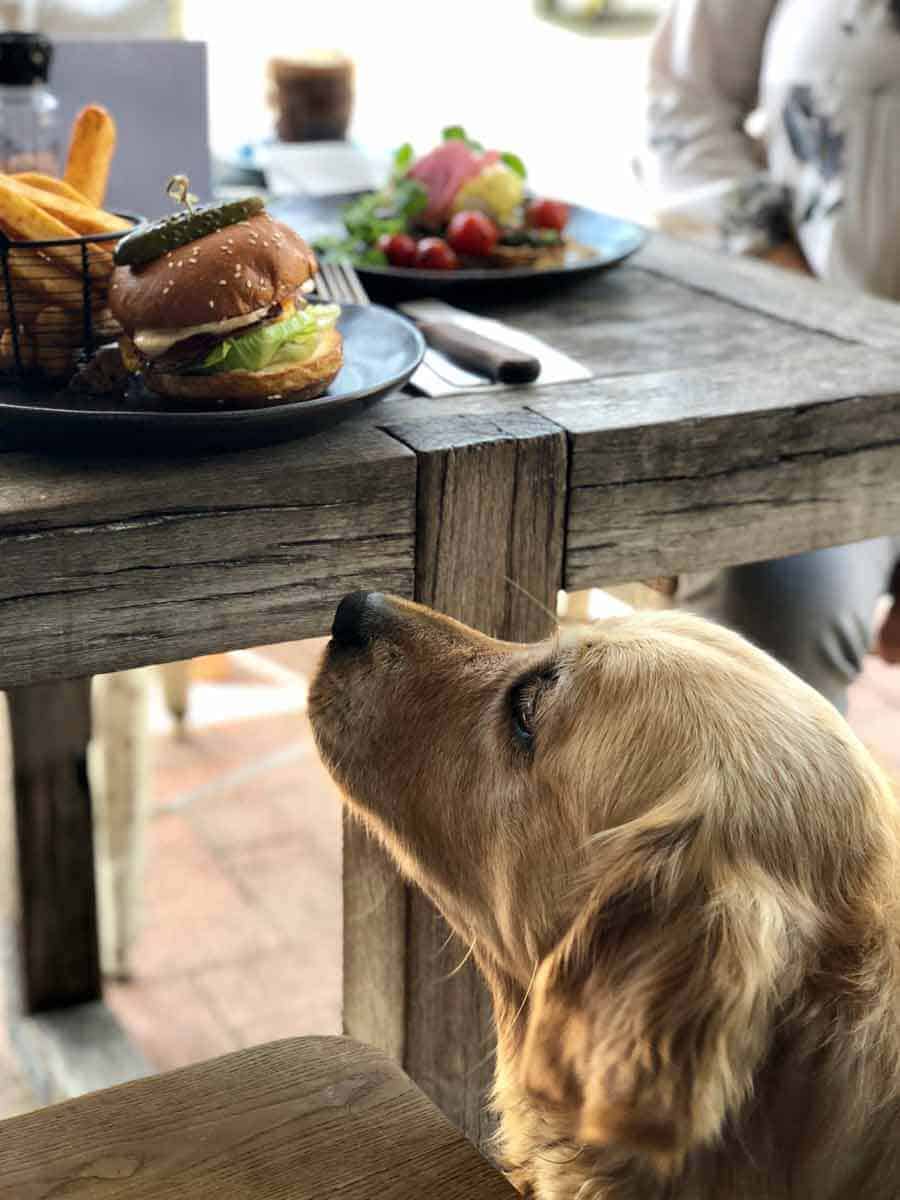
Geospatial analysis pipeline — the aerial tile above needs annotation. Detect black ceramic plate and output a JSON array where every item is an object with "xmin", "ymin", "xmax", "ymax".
[
  {"xmin": 0, "ymin": 304, "xmax": 424, "ymax": 455},
  {"xmin": 268, "ymin": 195, "xmax": 647, "ymax": 303}
]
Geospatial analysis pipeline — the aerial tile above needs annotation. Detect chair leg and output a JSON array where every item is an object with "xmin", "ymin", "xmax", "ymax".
[
  {"xmin": 89, "ymin": 670, "xmax": 151, "ymax": 982},
  {"xmin": 158, "ymin": 660, "xmax": 191, "ymax": 730}
]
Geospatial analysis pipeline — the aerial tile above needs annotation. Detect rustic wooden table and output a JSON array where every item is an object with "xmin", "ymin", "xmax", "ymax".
[{"xmin": 4, "ymin": 233, "xmax": 900, "ymax": 1139}]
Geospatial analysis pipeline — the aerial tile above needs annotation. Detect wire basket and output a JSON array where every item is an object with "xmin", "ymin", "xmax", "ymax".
[{"xmin": 0, "ymin": 213, "xmax": 142, "ymax": 387}]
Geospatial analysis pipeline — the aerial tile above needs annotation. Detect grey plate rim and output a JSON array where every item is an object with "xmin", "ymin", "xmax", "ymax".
[{"xmin": 0, "ymin": 303, "xmax": 424, "ymax": 428}]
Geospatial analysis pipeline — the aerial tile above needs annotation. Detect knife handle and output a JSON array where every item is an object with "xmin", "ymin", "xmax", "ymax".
[{"xmin": 418, "ymin": 320, "xmax": 541, "ymax": 384}]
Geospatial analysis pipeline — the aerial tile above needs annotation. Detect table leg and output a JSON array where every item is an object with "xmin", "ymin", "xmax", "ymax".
[
  {"xmin": 342, "ymin": 818, "xmax": 406, "ymax": 1062},
  {"xmin": 91, "ymin": 669, "xmax": 151, "ymax": 981},
  {"xmin": 6, "ymin": 679, "xmax": 101, "ymax": 1013},
  {"xmin": 344, "ymin": 412, "xmax": 567, "ymax": 1146}
]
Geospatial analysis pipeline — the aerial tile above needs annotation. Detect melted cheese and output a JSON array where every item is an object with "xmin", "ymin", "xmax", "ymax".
[
  {"xmin": 133, "ymin": 305, "xmax": 273, "ymax": 360},
  {"xmin": 133, "ymin": 282, "xmax": 314, "ymax": 361}
]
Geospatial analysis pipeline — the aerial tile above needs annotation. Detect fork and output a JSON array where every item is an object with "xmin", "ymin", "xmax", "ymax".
[
  {"xmin": 312, "ymin": 260, "xmax": 540, "ymax": 388},
  {"xmin": 313, "ymin": 260, "xmax": 482, "ymax": 392},
  {"xmin": 313, "ymin": 260, "xmax": 369, "ymax": 307}
]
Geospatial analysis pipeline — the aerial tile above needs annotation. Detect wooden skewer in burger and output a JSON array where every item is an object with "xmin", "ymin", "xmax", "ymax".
[{"xmin": 109, "ymin": 176, "xmax": 342, "ymax": 406}]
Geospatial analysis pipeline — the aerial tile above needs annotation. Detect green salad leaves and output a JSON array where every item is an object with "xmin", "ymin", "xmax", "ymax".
[
  {"xmin": 313, "ymin": 127, "xmax": 529, "ymax": 267},
  {"xmin": 316, "ymin": 176, "xmax": 428, "ymax": 266},
  {"xmin": 192, "ymin": 305, "xmax": 340, "ymax": 375}
]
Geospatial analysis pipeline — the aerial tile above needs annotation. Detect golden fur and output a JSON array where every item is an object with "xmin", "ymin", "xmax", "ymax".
[{"xmin": 309, "ymin": 595, "xmax": 900, "ymax": 1199}]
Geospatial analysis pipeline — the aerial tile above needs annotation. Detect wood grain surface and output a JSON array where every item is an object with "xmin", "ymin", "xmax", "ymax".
[
  {"xmin": 6, "ymin": 679, "xmax": 100, "ymax": 1012},
  {"xmin": 0, "ymin": 426, "xmax": 416, "ymax": 687},
  {"xmin": 0, "ymin": 1036, "xmax": 516, "ymax": 1200},
  {"xmin": 4, "ymin": 230, "xmax": 900, "ymax": 1145},
  {"xmin": 531, "ymin": 345, "xmax": 900, "ymax": 588},
  {"xmin": 2, "ymin": 235, "xmax": 899, "ymax": 684},
  {"xmin": 377, "ymin": 411, "xmax": 566, "ymax": 1147}
]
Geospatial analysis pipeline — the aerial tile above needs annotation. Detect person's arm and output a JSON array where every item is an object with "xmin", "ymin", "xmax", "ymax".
[
  {"xmin": 644, "ymin": 0, "xmax": 793, "ymax": 258},
  {"xmin": 877, "ymin": 562, "xmax": 900, "ymax": 665}
]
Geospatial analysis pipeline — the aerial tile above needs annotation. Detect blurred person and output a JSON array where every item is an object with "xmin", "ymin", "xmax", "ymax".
[{"xmin": 644, "ymin": 0, "xmax": 900, "ymax": 712}]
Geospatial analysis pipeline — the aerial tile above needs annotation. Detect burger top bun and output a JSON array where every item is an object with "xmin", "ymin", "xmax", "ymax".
[{"xmin": 109, "ymin": 212, "xmax": 317, "ymax": 334}]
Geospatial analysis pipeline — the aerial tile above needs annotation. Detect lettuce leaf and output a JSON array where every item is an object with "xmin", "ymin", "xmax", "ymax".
[
  {"xmin": 339, "ymin": 178, "xmax": 428, "ymax": 244},
  {"xmin": 442, "ymin": 125, "xmax": 484, "ymax": 153},
  {"xmin": 392, "ymin": 141, "xmax": 414, "ymax": 178},
  {"xmin": 194, "ymin": 304, "xmax": 339, "ymax": 374},
  {"xmin": 500, "ymin": 151, "xmax": 527, "ymax": 179}
]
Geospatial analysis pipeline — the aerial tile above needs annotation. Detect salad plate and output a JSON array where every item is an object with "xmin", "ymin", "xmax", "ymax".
[
  {"xmin": 272, "ymin": 196, "xmax": 647, "ymax": 302},
  {"xmin": 355, "ymin": 204, "xmax": 647, "ymax": 300},
  {"xmin": 0, "ymin": 304, "xmax": 424, "ymax": 455},
  {"xmin": 269, "ymin": 127, "xmax": 647, "ymax": 302}
]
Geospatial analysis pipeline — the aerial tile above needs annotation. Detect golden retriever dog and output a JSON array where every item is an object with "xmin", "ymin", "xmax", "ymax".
[{"xmin": 309, "ymin": 591, "xmax": 900, "ymax": 1199}]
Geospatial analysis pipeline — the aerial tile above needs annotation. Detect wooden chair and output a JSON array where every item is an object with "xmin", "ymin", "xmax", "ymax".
[{"xmin": 0, "ymin": 1036, "xmax": 516, "ymax": 1199}]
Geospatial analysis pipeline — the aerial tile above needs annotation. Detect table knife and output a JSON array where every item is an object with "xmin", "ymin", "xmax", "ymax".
[{"xmin": 399, "ymin": 300, "xmax": 542, "ymax": 384}]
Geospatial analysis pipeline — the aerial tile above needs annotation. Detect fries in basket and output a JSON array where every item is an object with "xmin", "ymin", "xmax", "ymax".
[
  {"xmin": 0, "ymin": 101, "xmax": 138, "ymax": 381},
  {"xmin": 65, "ymin": 105, "xmax": 117, "ymax": 208}
]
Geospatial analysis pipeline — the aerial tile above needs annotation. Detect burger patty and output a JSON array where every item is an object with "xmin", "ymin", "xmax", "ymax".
[{"xmin": 142, "ymin": 298, "xmax": 295, "ymax": 374}]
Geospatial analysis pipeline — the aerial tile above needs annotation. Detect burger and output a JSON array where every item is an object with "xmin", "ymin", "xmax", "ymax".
[{"xmin": 109, "ymin": 208, "xmax": 342, "ymax": 406}]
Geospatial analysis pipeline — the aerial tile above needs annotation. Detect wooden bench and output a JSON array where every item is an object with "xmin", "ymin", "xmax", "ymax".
[{"xmin": 0, "ymin": 1035, "xmax": 516, "ymax": 1199}]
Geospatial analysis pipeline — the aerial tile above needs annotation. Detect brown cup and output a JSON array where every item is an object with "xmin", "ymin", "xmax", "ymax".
[{"xmin": 268, "ymin": 53, "xmax": 355, "ymax": 143}]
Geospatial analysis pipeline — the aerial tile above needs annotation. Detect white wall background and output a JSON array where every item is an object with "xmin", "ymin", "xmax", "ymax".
[{"xmin": 182, "ymin": 0, "xmax": 654, "ymax": 221}]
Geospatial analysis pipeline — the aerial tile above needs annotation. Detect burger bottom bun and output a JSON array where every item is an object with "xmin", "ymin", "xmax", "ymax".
[{"xmin": 143, "ymin": 328, "xmax": 343, "ymax": 409}]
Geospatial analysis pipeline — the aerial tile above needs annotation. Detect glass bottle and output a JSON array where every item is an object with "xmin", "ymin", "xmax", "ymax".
[{"xmin": 0, "ymin": 31, "xmax": 59, "ymax": 175}]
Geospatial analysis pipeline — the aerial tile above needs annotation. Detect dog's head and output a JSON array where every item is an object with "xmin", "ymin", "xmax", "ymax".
[{"xmin": 310, "ymin": 592, "xmax": 900, "ymax": 1178}]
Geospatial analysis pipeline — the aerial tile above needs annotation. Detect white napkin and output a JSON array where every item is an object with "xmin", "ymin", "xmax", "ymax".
[
  {"xmin": 258, "ymin": 141, "xmax": 384, "ymax": 196},
  {"xmin": 399, "ymin": 299, "xmax": 593, "ymax": 397}
]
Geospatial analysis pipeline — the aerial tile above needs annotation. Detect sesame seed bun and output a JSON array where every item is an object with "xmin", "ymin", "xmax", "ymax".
[
  {"xmin": 138, "ymin": 326, "xmax": 343, "ymax": 408},
  {"xmin": 109, "ymin": 212, "xmax": 317, "ymax": 334}
]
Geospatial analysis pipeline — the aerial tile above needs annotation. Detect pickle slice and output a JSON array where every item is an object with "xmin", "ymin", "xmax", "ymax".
[{"xmin": 114, "ymin": 196, "xmax": 266, "ymax": 267}]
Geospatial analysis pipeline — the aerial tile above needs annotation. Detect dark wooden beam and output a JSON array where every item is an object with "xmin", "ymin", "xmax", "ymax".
[
  {"xmin": 376, "ymin": 410, "xmax": 568, "ymax": 1147},
  {"xmin": 7, "ymin": 679, "xmax": 100, "ymax": 1012}
]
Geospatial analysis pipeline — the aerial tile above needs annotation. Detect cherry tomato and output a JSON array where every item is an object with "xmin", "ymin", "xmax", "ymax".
[
  {"xmin": 446, "ymin": 210, "xmax": 499, "ymax": 258},
  {"xmin": 526, "ymin": 198, "xmax": 570, "ymax": 232},
  {"xmin": 415, "ymin": 237, "xmax": 459, "ymax": 270},
  {"xmin": 377, "ymin": 232, "xmax": 417, "ymax": 268}
]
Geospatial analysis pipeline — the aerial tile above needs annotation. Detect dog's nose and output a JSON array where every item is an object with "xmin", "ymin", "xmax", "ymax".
[{"xmin": 331, "ymin": 591, "xmax": 388, "ymax": 649}]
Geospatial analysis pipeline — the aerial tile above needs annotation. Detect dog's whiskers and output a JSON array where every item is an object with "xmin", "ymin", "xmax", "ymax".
[
  {"xmin": 443, "ymin": 939, "xmax": 477, "ymax": 979},
  {"xmin": 504, "ymin": 574, "xmax": 560, "ymax": 630},
  {"xmin": 509, "ymin": 959, "xmax": 540, "ymax": 1032},
  {"xmin": 435, "ymin": 928, "xmax": 459, "ymax": 959}
]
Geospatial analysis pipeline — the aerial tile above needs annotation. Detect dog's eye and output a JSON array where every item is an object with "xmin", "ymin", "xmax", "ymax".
[
  {"xmin": 509, "ymin": 667, "xmax": 558, "ymax": 751},
  {"xmin": 510, "ymin": 680, "xmax": 540, "ymax": 748}
]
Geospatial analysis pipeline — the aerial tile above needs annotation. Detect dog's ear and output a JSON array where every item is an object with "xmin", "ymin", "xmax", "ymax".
[{"xmin": 520, "ymin": 811, "xmax": 790, "ymax": 1174}]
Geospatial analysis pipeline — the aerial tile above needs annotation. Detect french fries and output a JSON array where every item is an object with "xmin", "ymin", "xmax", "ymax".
[
  {"xmin": 0, "ymin": 250, "xmax": 84, "ymax": 310},
  {"xmin": 0, "ymin": 102, "xmax": 125, "ymax": 379},
  {"xmin": 65, "ymin": 105, "xmax": 116, "ymax": 207},
  {"xmin": 0, "ymin": 325, "xmax": 32, "ymax": 370},
  {"xmin": 33, "ymin": 305, "xmax": 83, "ymax": 376},
  {"xmin": 3, "ymin": 175, "xmax": 129, "ymax": 235},
  {"xmin": 0, "ymin": 181, "xmax": 92, "ymax": 276},
  {"xmin": 0, "ymin": 278, "xmax": 42, "ymax": 328},
  {"xmin": 14, "ymin": 171, "xmax": 91, "ymax": 204}
]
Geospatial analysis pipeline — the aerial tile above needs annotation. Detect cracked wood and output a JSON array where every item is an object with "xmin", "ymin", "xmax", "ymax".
[
  {"xmin": 0, "ymin": 426, "xmax": 417, "ymax": 687},
  {"xmin": 371, "ymin": 411, "xmax": 567, "ymax": 1148},
  {"xmin": 530, "ymin": 344, "xmax": 900, "ymax": 589}
]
